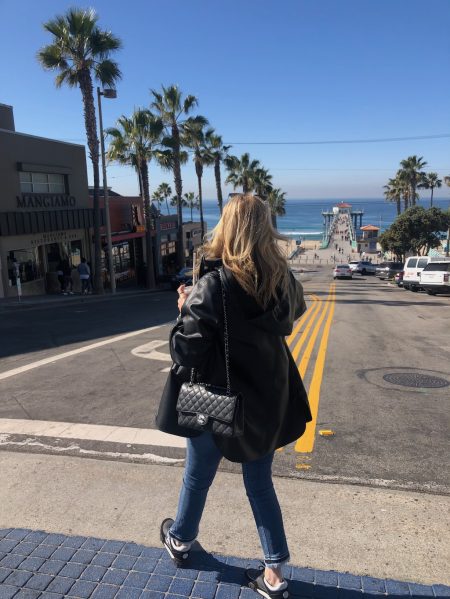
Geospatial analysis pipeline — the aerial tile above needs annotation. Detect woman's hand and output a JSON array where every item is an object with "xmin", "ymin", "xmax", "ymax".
[{"xmin": 177, "ymin": 284, "xmax": 192, "ymax": 312}]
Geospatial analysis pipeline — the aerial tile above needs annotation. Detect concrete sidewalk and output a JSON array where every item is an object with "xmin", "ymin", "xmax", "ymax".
[
  {"xmin": 1, "ymin": 451, "xmax": 449, "ymax": 589},
  {"xmin": 0, "ymin": 286, "xmax": 170, "ymax": 312}
]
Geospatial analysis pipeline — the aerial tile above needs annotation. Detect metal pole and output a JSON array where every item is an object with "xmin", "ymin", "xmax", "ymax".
[{"xmin": 97, "ymin": 87, "xmax": 116, "ymax": 294}]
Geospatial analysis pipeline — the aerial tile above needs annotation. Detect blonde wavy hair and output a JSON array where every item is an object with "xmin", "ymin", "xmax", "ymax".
[{"xmin": 201, "ymin": 193, "xmax": 290, "ymax": 309}]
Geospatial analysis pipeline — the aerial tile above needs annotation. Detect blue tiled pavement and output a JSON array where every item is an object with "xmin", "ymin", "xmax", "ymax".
[{"xmin": 0, "ymin": 529, "xmax": 448, "ymax": 599}]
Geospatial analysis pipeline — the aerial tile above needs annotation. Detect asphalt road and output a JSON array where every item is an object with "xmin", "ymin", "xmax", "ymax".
[{"xmin": 1, "ymin": 270, "xmax": 449, "ymax": 493}]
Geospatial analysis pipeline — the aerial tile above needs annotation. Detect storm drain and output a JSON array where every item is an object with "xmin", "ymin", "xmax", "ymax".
[{"xmin": 382, "ymin": 372, "xmax": 449, "ymax": 389}]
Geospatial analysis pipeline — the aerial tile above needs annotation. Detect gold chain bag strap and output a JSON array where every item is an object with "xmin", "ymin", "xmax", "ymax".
[{"xmin": 176, "ymin": 268, "xmax": 244, "ymax": 437}]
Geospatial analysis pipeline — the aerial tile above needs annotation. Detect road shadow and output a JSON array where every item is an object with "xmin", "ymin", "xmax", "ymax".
[{"xmin": 0, "ymin": 291, "xmax": 178, "ymax": 361}]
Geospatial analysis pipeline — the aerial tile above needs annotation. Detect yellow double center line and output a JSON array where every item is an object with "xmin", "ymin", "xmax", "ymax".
[{"xmin": 286, "ymin": 285, "xmax": 336, "ymax": 453}]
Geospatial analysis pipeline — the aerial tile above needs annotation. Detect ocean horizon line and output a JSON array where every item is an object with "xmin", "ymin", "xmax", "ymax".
[{"xmin": 201, "ymin": 197, "xmax": 450, "ymax": 203}]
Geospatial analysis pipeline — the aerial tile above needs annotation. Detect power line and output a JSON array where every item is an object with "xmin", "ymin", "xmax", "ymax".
[
  {"xmin": 270, "ymin": 166, "xmax": 449, "ymax": 171},
  {"xmin": 57, "ymin": 133, "xmax": 450, "ymax": 146},
  {"xmin": 224, "ymin": 133, "xmax": 450, "ymax": 145}
]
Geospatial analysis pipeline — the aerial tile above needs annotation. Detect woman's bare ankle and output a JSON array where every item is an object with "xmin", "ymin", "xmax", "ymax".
[{"xmin": 264, "ymin": 566, "xmax": 283, "ymax": 586}]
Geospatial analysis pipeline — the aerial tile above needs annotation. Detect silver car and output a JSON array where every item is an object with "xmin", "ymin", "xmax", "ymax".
[{"xmin": 333, "ymin": 264, "xmax": 353, "ymax": 279}]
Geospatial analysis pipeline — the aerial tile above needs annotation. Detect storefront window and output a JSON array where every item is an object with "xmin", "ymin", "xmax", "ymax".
[
  {"xmin": 19, "ymin": 171, "xmax": 66, "ymax": 194},
  {"xmin": 160, "ymin": 241, "xmax": 176, "ymax": 257},
  {"xmin": 103, "ymin": 242, "xmax": 135, "ymax": 285},
  {"xmin": 112, "ymin": 242, "xmax": 131, "ymax": 272},
  {"xmin": 7, "ymin": 249, "xmax": 43, "ymax": 286},
  {"xmin": 70, "ymin": 240, "xmax": 82, "ymax": 267}
]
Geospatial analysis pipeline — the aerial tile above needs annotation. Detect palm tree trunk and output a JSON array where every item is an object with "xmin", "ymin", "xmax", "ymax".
[
  {"xmin": 79, "ymin": 69, "xmax": 103, "ymax": 294},
  {"xmin": 396, "ymin": 197, "xmax": 401, "ymax": 216},
  {"xmin": 140, "ymin": 161, "xmax": 156, "ymax": 289},
  {"xmin": 403, "ymin": 193, "xmax": 409, "ymax": 212},
  {"xmin": 272, "ymin": 214, "xmax": 277, "ymax": 229},
  {"xmin": 214, "ymin": 156, "xmax": 223, "ymax": 214},
  {"xmin": 172, "ymin": 122, "xmax": 185, "ymax": 268},
  {"xmin": 196, "ymin": 164, "xmax": 205, "ymax": 240},
  {"xmin": 165, "ymin": 198, "xmax": 170, "ymax": 215},
  {"xmin": 430, "ymin": 187, "xmax": 434, "ymax": 208}
]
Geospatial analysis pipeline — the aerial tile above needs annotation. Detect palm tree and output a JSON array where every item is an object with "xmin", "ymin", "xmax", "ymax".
[
  {"xmin": 183, "ymin": 192, "xmax": 199, "ymax": 221},
  {"xmin": 106, "ymin": 109, "xmax": 163, "ymax": 289},
  {"xmin": 151, "ymin": 189, "xmax": 163, "ymax": 214},
  {"xmin": 170, "ymin": 194, "xmax": 188, "ymax": 214},
  {"xmin": 38, "ymin": 8, "xmax": 122, "ymax": 294},
  {"xmin": 183, "ymin": 119, "xmax": 210, "ymax": 239},
  {"xmin": 225, "ymin": 153, "xmax": 261, "ymax": 193},
  {"xmin": 266, "ymin": 188, "xmax": 286, "ymax": 229},
  {"xmin": 151, "ymin": 85, "xmax": 206, "ymax": 268},
  {"xmin": 419, "ymin": 172, "xmax": 442, "ymax": 207},
  {"xmin": 395, "ymin": 169, "xmax": 418, "ymax": 212},
  {"xmin": 154, "ymin": 182, "xmax": 172, "ymax": 215},
  {"xmin": 383, "ymin": 177, "xmax": 403, "ymax": 216},
  {"xmin": 254, "ymin": 168, "xmax": 273, "ymax": 200},
  {"xmin": 399, "ymin": 155, "xmax": 427, "ymax": 207},
  {"xmin": 204, "ymin": 130, "xmax": 231, "ymax": 215}
]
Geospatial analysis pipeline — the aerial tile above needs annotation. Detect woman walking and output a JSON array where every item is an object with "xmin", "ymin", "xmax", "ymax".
[{"xmin": 156, "ymin": 193, "xmax": 312, "ymax": 598}]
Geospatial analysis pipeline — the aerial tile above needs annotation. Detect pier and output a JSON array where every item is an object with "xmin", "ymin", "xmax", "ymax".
[{"xmin": 321, "ymin": 202, "xmax": 364, "ymax": 248}]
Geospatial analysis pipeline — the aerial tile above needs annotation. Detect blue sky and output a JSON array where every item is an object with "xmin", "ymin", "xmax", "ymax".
[{"xmin": 1, "ymin": 0, "xmax": 450, "ymax": 200}]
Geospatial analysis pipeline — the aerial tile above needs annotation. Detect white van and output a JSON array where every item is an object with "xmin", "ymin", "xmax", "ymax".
[{"xmin": 403, "ymin": 256, "xmax": 431, "ymax": 291}]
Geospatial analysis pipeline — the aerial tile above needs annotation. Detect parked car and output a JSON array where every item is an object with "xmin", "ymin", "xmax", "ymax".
[
  {"xmin": 394, "ymin": 271, "xmax": 404, "ymax": 286},
  {"xmin": 403, "ymin": 256, "xmax": 431, "ymax": 291},
  {"xmin": 348, "ymin": 260, "xmax": 376, "ymax": 275},
  {"xmin": 419, "ymin": 261, "xmax": 450, "ymax": 295},
  {"xmin": 356, "ymin": 261, "xmax": 377, "ymax": 275},
  {"xmin": 170, "ymin": 267, "xmax": 194, "ymax": 290},
  {"xmin": 333, "ymin": 264, "xmax": 353, "ymax": 279},
  {"xmin": 348, "ymin": 261, "xmax": 361, "ymax": 273},
  {"xmin": 376, "ymin": 262, "xmax": 404, "ymax": 280}
]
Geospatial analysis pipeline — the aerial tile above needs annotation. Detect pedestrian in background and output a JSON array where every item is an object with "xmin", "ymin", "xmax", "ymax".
[
  {"xmin": 157, "ymin": 193, "xmax": 312, "ymax": 599},
  {"xmin": 77, "ymin": 258, "xmax": 91, "ymax": 294}
]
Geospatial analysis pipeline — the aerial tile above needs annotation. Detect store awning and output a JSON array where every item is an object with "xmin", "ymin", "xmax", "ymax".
[{"xmin": 102, "ymin": 231, "xmax": 145, "ymax": 244}]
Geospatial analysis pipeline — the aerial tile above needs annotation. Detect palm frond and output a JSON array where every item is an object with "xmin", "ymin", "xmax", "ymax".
[
  {"xmin": 93, "ymin": 59, "xmax": 122, "ymax": 86},
  {"xmin": 55, "ymin": 67, "xmax": 79, "ymax": 88},
  {"xmin": 89, "ymin": 29, "xmax": 123, "ymax": 58},
  {"xmin": 42, "ymin": 15, "xmax": 69, "ymax": 38},
  {"xmin": 183, "ymin": 94, "xmax": 198, "ymax": 113},
  {"xmin": 37, "ymin": 44, "xmax": 68, "ymax": 70}
]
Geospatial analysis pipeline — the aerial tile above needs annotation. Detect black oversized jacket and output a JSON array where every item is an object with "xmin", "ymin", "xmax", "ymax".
[{"xmin": 155, "ymin": 266, "xmax": 312, "ymax": 463}]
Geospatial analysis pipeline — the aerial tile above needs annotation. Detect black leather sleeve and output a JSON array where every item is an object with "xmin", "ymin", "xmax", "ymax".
[
  {"xmin": 169, "ymin": 272, "xmax": 221, "ymax": 369},
  {"xmin": 292, "ymin": 272, "xmax": 307, "ymax": 320}
]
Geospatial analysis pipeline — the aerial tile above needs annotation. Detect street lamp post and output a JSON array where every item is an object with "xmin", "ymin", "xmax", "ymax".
[{"xmin": 97, "ymin": 87, "xmax": 117, "ymax": 294}]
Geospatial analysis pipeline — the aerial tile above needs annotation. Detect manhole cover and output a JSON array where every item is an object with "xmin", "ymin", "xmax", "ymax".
[{"xmin": 382, "ymin": 373, "xmax": 449, "ymax": 389}]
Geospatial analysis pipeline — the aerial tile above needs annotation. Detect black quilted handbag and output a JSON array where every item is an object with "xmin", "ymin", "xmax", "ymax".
[{"xmin": 176, "ymin": 268, "xmax": 244, "ymax": 438}]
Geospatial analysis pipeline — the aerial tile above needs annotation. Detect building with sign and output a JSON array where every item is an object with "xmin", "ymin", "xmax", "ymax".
[
  {"xmin": 0, "ymin": 104, "xmax": 98, "ymax": 298},
  {"xmin": 92, "ymin": 191, "xmax": 203, "ymax": 283},
  {"xmin": 89, "ymin": 188, "xmax": 146, "ymax": 288}
]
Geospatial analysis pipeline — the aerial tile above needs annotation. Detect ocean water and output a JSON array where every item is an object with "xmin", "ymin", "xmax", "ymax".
[{"xmin": 194, "ymin": 197, "xmax": 450, "ymax": 240}]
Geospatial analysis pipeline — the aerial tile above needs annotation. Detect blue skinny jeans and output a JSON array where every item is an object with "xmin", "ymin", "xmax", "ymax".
[{"xmin": 169, "ymin": 432, "xmax": 290, "ymax": 569}]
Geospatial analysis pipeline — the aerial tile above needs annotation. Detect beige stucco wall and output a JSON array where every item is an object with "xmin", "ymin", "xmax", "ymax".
[{"xmin": 0, "ymin": 129, "xmax": 89, "ymax": 212}]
